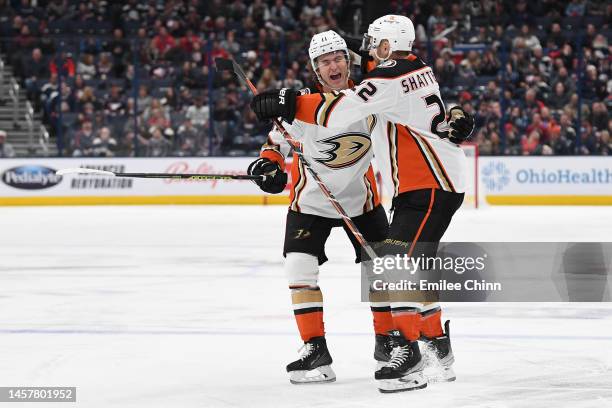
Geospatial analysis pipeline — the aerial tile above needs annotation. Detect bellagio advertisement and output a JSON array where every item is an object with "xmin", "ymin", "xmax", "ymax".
[{"xmin": 0, "ymin": 158, "xmax": 291, "ymax": 205}]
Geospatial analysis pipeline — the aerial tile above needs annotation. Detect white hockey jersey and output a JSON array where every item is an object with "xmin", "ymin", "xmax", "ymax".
[
  {"xmin": 294, "ymin": 55, "xmax": 467, "ymax": 198},
  {"xmin": 259, "ymin": 88, "xmax": 380, "ymax": 219}
]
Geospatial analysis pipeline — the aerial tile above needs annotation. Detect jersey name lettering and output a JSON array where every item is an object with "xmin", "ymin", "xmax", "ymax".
[{"xmin": 401, "ymin": 68, "xmax": 437, "ymax": 94}]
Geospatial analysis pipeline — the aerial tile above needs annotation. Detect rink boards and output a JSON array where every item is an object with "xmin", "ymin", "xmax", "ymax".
[{"xmin": 0, "ymin": 156, "xmax": 610, "ymax": 206}]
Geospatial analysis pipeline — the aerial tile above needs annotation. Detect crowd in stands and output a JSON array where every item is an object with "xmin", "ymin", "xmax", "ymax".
[{"xmin": 0, "ymin": 0, "xmax": 609, "ymax": 157}]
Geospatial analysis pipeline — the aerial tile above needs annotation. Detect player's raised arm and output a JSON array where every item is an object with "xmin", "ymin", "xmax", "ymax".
[{"xmin": 250, "ymin": 79, "xmax": 397, "ymax": 130}]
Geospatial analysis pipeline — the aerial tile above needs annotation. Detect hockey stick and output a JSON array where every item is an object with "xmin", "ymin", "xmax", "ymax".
[
  {"xmin": 215, "ymin": 57, "xmax": 379, "ymax": 261},
  {"xmin": 56, "ymin": 167, "xmax": 264, "ymax": 181}
]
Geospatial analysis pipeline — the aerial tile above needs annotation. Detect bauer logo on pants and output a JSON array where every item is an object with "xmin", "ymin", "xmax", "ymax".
[{"xmin": 1, "ymin": 165, "xmax": 62, "ymax": 190}]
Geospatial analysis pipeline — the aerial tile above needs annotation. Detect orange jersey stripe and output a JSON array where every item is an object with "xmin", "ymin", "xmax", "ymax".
[
  {"xmin": 295, "ymin": 94, "xmax": 323, "ymax": 125},
  {"xmin": 395, "ymin": 125, "xmax": 442, "ymax": 193},
  {"xmin": 260, "ymin": 149, "xmax": 285, "ymax": 170},
  {"xmin": 365, "ymin": 165, "xmax": 381, "ymax": 207}
]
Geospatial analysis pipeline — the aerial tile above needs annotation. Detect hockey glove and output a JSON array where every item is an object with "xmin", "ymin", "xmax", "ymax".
[
  {"xmin": 247, "ymin": 157, "xmax": 287, "ymax": 194},
  {"xmin": 250, "ymin": 88, "xmax": 297, "ymax": 124},
  {"xmin": 447, "ymin": 106, "xmax": 475, "ymax": 144}
]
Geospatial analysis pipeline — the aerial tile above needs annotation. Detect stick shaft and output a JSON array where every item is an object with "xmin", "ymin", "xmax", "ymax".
[
  {"xmin": 57, "ymin": 168, "xmax": 263, "ymax": 181},
  {"xmin": 112, "ymin": 173, "xmax": 262, "ymax": 180},
  {"xmin": 218, "ymin": 58, "xmax": 378, "ymax": 260}
]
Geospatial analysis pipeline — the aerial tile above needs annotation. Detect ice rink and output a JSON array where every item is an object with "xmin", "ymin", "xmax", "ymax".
[{"xmin": 1, "ymin": 204, "xmax": 611, "ymax": 408}]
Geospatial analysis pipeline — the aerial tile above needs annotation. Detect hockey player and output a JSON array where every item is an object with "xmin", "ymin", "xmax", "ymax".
[
  {"xmin": 247, "ymin": 30, "xmax": 396, "ymax": 385},
  {"xmin": 250, "ymin": 15, "xmax": 475, "ymax": 392}
]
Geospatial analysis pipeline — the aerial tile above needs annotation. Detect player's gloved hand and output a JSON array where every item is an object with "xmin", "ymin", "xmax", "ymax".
[
  {"xmin": 250, "ymin": 88, "xmax": 297, "ymax": 124},
  {"xmin": 247, "ymin": 157, "xmax": 287, "ymax": 194},
  {"xmin": 344, "ymin": 36, "xmax": 376, "ymax": 75},
  {"xmin": 447, "ymin": 106, "xmax": 475, "ymax": 144}
]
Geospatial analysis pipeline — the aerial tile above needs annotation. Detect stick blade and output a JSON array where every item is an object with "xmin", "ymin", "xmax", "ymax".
[
  {"xmin": 55, "ymin": 168, "xmax": 115, "ymax": 176},
  {"xmin": 215, "ymin": 57, "xmax": 234, "ymax": 72}
]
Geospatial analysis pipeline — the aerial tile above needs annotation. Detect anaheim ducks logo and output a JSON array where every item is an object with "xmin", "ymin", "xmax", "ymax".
[{"xmin": 314, "ymin": 132, "xmax": 372, "ymax": 169}]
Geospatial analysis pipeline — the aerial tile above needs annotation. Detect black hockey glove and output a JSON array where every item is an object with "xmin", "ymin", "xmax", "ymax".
[
  {"xmin": 344, "ymin": 35, "xmax": 376, "ymax": 75},
  {"xmin": 447, "ymin": 106, "xmax": 475, "ymax": 144},
  {"xmin": 250, "ymin": 88, "xmax": 297, "ymax": 124},
  {"xmin": 247, "ymin": 157, "xmax": 287, "ymax": 194}
]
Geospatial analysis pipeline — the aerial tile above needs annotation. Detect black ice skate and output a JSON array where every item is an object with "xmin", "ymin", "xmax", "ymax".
[
  {"xmin": 375, "ymin": 330, "xmax": 427, "ymax": 393},
  {"xmin": 286, "ymin": 336, "xmax": 336, "ymax": 384},
  {"xmin": 421, "ymin": 320, "xmax": 456, "ymax": 382},
  {"xmin": 374, "ymin": 334, "xmax": 396, "ymax": 369}
]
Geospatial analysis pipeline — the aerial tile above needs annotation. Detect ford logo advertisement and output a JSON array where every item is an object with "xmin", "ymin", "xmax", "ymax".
[{"xmin": 2, "ymin": 165, "xmax": 62, "ymax": 190}]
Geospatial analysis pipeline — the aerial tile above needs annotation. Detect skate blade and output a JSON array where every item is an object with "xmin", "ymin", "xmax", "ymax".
[
  {"xmin": 378, "ymin": 372, "xmax": 427, "ymax": 393},
  {"xmin": 289, "ymin": 365, "xmax": 336, "ymax": 384}
]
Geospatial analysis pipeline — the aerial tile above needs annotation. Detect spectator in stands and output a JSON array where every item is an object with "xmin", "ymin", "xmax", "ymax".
[
  {"xmin": 185, "ymin": 97, "xmax": 209, "ymax": 128},
  {"xmin": 523, "ymin": 88, "xmax": 544, "ymax": 117},
  {"xmin": 220, "ymin": 30, "xmax": 241, "ymax": 55},
  {"xmin": 527, "ymin": 113, "xmax": 550, "ymax": 142},
  {"xmin": 515, "ymin": 24, "xmax": 541, "ymax": 52},
  {"xmin": 104, "ymin": 85, "xmax": 126, "ymax": 117},
  {"xmin": 549, "ymin": 82, "xmax": 570, "ymax": 111},
  {"xmin": 176, "ymin": 61, "xmax": 199, "ymax": 89},
  {"xmin": 0, "ymin": 131, "xmax": 16, "ymax": 158},
  {"xmin": 503, "ymin": 123, "xmax": 522, "ymax": 155},
  {"xmin": 152, "ymin": 26, "xmax": 176, "ymax": 60},
  {"xmin": 143, "ymin": 127, "xmax": 172, "ymax": 157},
  {"xmin": 76, "ymin": 54, "xmax": 96, "ymax": 81},
  {"xmin": 97, "ymin": 53, "xmax": 114, "ymax": 81},
  {"xmin": 548, "ymin": 23, "xmax": 566, "ymax": 49},
  {"xmin": 49, "ymin": 52, "xmax": 75, "ymax": 77},
  {"xmin": 161, "ymin": 87, "xmax": 179, "ymax": 111},
  {"xmin": 522, "ymin": 130, "xmax": 542, "ymax": 155},
  {"xmin": 92, "ymin": 127, "xmax": 118, "ymax": 157},
  {"xmin": 249, "ymin": 0, "xmax": 270, "ymax": 26},
  {"xmin": 71, "ymin": 120, "xmax": 95, "ymax": 157},
  {"xmin": 595, "ymin": 130, "xmax": 611, "ymax": 155},
  {"xmin": 591, "ymin": 102, "xmax": 609, "ymax": 131},
  {"xmin": 434, "ymin": 51, "xmax": 456, "ymax": 89},
  {"xmin": 577, "ymin": 121, "xmax": 597, "ymax": 155},
  {"xmin": 270, "ymin": 0, "xmax": 296, "ymax": 30},
  {"xmin": 22, "ymin": 48, "xmax": 48, "ymax": 103},
  {"xmin": 213, "ymin": 99, "xmax": 239, "ymax": 149},
  {"xmin": 137, "ymin": 85, "xmax": 152, "ymax": 113},
  {"xmin": 175, "ymin": 119, "xmax": 202, "ymax": 156},
  {"xmin": 279, "ymin": 68, "xmax": 304, "ymax": 90},
  {"xmin": 479, "ymin": 50, "xmax": 500, "ymax": 76},
  {"xmin": 76, "ymin": 86, "xmax": 100, "ymax": 113},
  {"xmin": 106, "ymin": 28, "xmax": 129, "ymax": 77},
  {"xmin": 180, "ymin": 28, "xmax": 204, "ymax": 60}
]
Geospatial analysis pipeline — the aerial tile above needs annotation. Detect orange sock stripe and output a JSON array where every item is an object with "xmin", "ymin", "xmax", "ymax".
[
  {"xmin": 294, "ymin": 311, "xmax": 325, "ymax": 342},
  {"xmin": 372, "ymin": 310, "xmax": 395, "ymax": 335},
  {"xmin": 420, "ymin": 310, "xmax": 443, "ymax": 338},
  {"xmin": 391, "ymin": 312, "xmax": 421, "ymax": 341}
]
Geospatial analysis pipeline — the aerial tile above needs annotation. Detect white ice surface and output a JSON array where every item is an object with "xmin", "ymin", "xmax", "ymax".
[{"xmin": 0, "ymin": 205, "xmax": 611, "ymax": 408}]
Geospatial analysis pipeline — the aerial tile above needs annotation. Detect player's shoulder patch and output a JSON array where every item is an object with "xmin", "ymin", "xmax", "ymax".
[
  {"xmin": 364, "ymin": 56, "xmax": 427, "ymax": 80},
  {"xmin": 299, "ymin": 86, "xmax": 318, "ymax": 95},
  {"xmin": 378, "ymin": 60, "xmax": 397, "ymax": 68}
]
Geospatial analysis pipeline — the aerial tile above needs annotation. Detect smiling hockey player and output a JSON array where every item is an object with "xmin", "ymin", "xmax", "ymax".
[{"xmin": 247, "ymin": 30, "xmax": 396, "ymax": 385}]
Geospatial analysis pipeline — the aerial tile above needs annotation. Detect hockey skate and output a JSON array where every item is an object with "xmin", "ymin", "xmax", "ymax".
[
  {"xmin": 374, "ymin": 334, "xmax": 396, "ymax": 369},
  {"xmin": 375, "ymin": 330, "xmax": 427, "ymax": 393},
  {"xmin": 286, "ymin": 336, "xmax": 336, "ymax": 384},
  {"xmin": 421, "ymin": 320, "xmax": 456, "ymax": 383}
]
